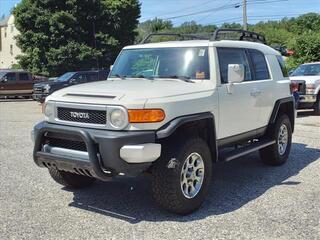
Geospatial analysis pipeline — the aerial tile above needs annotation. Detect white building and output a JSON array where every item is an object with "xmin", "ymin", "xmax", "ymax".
[{"xmin": 0, "ymin": 15, "xmax": 22, "ymax": 69}]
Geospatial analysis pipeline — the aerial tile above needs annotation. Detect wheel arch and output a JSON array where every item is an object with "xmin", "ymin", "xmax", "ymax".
[
  {"xmin": 156, "ymin": 112, "xmax": 218, "ymax": 162},
  {"xmin": 269, "ymin": 97, "xmax": 295, "ymax": 132}
]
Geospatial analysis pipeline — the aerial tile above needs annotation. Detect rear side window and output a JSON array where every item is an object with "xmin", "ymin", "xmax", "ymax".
[
  {"xmin": 19, "ymin": 73, "xmax": 29, "ymax": 81},
  {"xmin": 248, "ymin": 49, "xmax": 270, "ymax": 80},
  {"xmin": 217, "ymin": 48, "xmax": 252, "ymax": 83},
  {"xmin": 276, "ymin": 55, "xmax": 288, "ymax": 77}
]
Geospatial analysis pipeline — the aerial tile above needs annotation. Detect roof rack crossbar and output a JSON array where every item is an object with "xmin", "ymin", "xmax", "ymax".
[
  {"xmin": 140, "ymin": 33, "xmax": 210, "ymax": 44},
  {"xmin": 211, "ymin": 29, "xmax": 266, "ymax": 44}
]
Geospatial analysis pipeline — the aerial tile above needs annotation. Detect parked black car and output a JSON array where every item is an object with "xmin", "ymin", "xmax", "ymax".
[{"xmin": 33, "ymin": 69, "xmax": 109, "ymax": 102}]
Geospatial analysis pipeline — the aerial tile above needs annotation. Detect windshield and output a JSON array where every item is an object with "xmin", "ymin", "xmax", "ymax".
[
  {"xmin": 0, "ymin": 72, "xmax": 7, "ymax": 79},
  {"xmin": 291, "ymin": 64, "xmax": 320, "ymax": 76},
  {"xmin": 110, "ymin": 47, "xmax": 210, "ymax": 80},
  {"xmin": 56, "ymin": 72, "xmax": 76, "ymax": 81}
]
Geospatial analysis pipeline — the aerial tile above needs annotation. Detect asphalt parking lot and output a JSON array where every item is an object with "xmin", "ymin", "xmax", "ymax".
[{"xmin": 0, "ymin": 100, "xmax": 319, "ymax": 240}]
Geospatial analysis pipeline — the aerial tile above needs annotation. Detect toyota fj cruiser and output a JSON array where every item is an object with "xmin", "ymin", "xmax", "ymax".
[{"xmin": 32, "ymin": 29, "xmax": 295, "ymax": 215}]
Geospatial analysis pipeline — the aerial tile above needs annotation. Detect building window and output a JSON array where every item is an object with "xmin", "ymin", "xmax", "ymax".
[
  {"xmin": 4, "ymin": 28, "xmax": 7, "ymax": 38},
  {"xmin": 10, "ymin": 44, "xmax": 13, "ymax": 55}
]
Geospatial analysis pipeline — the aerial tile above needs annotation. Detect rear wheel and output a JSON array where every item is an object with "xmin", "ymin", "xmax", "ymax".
[
  {"xmin": 152, "ymin": 138, "xmax": 212, "ymax": 215},
  {"xmin": 49, "ymin": 168, "xmax": 95, "ymax": 189},
  {"xmin": 259, "ymin": 114, "xmax": 292, "ymax": 166}
]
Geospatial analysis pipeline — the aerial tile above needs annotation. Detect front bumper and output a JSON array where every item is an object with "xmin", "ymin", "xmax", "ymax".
[
  {"xmin": 32, "ymin": 93, "xmax": 48, "ymax": 102},
  {"xmin": 33, "ymin": 121, "xmax": 161, "ymax": 180}
]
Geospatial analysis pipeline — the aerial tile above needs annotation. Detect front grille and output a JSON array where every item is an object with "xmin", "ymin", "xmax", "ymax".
[
  {"xmin": 33, "ymin": 87, "xmax": 43, "ymax": 93},
  {"xmin": 57, "ymin": 107, "xmax": 107, "ymax": 124},
  {"xmin": 45, "ymin": 136, "xmax": 87, "ymax": 152}
]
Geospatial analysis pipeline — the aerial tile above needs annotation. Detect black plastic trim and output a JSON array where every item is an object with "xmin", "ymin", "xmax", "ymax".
[
  {"xmin": 156, "ymin": 112, "xmax": 216, "ymax": 139},
  {"xmin": 217, "ymin": 126, "xmax": 267, "ymax": 147},
  {"xmin": 156, "ymin": 112, "xmax": 218, "ymax": 161},
  {"xmin": 269, "ymin": 97, "xmax": 295, "ymax": 124},
  {"xmin": 33, "ymin": 122, "xmax": 155, "ymax": 179}
]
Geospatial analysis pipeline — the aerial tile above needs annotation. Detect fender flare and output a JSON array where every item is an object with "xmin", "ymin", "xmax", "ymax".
[
  {"xmin": 156, "ymin": 112, "xmax": 218, "ymax": 161},
  {"xmin": 156, "ymin": 112, "xmax": 216, "ymax": 139},
  {"xmin": 269, "ymin": 96, "xmax": 295, "ymax": 132}
]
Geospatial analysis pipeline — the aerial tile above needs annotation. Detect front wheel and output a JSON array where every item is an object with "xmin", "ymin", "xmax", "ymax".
[
  {"xmin": 49, "ymin": 168, "xmax": 95, "ymax": 189},
  {"xmin": 152, "ymin": 138, "xmax": 212, "ymax": 215},
  {"xmin": 259, "ymin": 114, "xmax": 292, "ymax": 166}
]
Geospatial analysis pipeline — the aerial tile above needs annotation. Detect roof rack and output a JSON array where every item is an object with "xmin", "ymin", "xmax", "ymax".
[
  {"xmin": 140, "ymin": 33, "xmax": 210, "ymax": 44},
  {"xmin": 140, "ymin": 29, "xmax": 267, "ymax": 45},
  {"xmin": 211, "ymin": 29, "xmax": 266, "ymax": 44}
]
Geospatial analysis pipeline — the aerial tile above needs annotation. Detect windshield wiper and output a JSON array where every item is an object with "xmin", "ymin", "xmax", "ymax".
[
  {"xmin": 134, "ymin": 75, "xmax": 154, "ymax": 80},
  {"xmin": 166, "ymin": 75, "xmax": 194, "ymax": 83},
  {"xmin": 113, "ymin": 74, "xmax": 127, "ymax": 79}
]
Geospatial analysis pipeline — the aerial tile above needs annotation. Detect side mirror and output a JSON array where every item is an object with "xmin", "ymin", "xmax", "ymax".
[
  {"xmin": 1, "ymin": 76, "xmax": 8, "ymax": 83},
  {"xmin": 69, "ymin": 78, "xmax": 77, "ymax": 84},
  {"xmin": 228, "ymin": 64, "xmax": 245, "ymax": 83},
  {"xmin": 110, "ymin": 65, "xmax": 113, "ymax": 71}
]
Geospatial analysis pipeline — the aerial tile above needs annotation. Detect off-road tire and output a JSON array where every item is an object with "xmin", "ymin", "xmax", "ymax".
[
  {"xmin": 259, "ymin": 114, "xmax": 292, "ymax": 166},
  {"xmin": 49, "ymin": 168, "xmax": 95, "ymax": 188},
  {"xmin": 152, "ymin": 138, "xmax": 212, "ymax": 215}
]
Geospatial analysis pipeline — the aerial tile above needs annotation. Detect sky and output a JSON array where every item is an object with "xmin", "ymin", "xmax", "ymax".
[{"xmin": 0, "ymin": 0, "xmax": 319, "ymax": 25}]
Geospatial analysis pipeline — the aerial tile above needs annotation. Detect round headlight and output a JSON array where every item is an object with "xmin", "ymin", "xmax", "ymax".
[
  {"xmin": 43, "ymin": 84, "xmax": 51, "ymax": 93},
  {"xmin": 44, "ymin": 102, "xmax": 53, "ymax": 117},
  {"xmin": 109, "ymin": 108, "xmax": 127, "ymax": 129}
]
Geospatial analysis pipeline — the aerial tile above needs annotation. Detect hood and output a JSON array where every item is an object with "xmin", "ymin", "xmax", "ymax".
[
  {"xmin": 34, "ymin": 80, "xmax": 61, "ymax": 87},
  {"xmin": 48, "ymin": 79, "xmax": 212, "ymax": 105},
  {"xmin": 290, "ymin": 75, "xmax": 320, "ymax": 84}
]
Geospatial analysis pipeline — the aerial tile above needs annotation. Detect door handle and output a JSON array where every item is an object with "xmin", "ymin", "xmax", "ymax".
[{"xmin": 250, "ymin": 89, "xmax": 262, "ymax": 97}]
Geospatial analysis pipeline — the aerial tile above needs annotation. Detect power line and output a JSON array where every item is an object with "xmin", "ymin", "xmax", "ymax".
[
  {"xmin": 211, "ymin": 12, "xmax": 313, "ymax": 25},
  {"xmin": 156, "ymin": 0, "xmax": 220, "ymax": 18},
  {"xmin": 149, "ymin": 0, "xmax": 289, "ymax": 21}
]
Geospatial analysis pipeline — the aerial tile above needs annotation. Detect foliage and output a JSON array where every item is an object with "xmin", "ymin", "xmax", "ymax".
[
  {"xmin": 286, "ymin": 32, "xmax": 320, "ymax": 70},
  {"xmin": 13, "ymin": 0, "xmax": 140, "ymax": 76}
]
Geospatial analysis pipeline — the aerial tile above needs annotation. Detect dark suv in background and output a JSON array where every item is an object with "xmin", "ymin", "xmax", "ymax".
[
  {"xmin": 0, "ymin": 70, "xmax": 45, "ymax": 98},
  {"xmin": 33, "ymin": 69, "xmax": 109, "ymax": 102}
]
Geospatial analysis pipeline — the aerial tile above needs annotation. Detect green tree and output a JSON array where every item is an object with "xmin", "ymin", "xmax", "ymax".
[
  {"xmin": 287, "ymin": 32, "xmax": 320, "ymax": 70},
  {"xmin": 13, "ymin": 0, "xmax": 140, "ymax": 76},
  {"xmin": 136, "ymin": 18, "xmax": 173, "ymax": 43}
]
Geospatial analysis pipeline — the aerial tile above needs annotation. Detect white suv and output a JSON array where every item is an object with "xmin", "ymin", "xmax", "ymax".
[{"xmin": 32, "ymin": 30, "xmax": 295, "ymax": 214}]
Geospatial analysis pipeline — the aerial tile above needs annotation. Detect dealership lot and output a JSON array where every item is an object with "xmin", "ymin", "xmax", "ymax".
[{"xmin": 0, "ymin": 100, "xmax": 319, "ymax": 240}]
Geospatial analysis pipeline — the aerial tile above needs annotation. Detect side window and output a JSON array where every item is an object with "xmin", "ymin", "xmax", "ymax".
[
  {"xmin": 217, "ymin": 48, "xmax": 252, "ymax": 83},
  {"xmin": 276, "ymin": 55, "xmax": 288, "ymax": 77},
  {"xmin": 6, "ymin": 73, "xmax": 16, "ymax": 81},
  {"xmin": 19, "ymin": 73, "xmax": 30, "ymax": 81},
  {"xmin": 248, "ymin": 49, "xmax": 270, "ymax": 80},
  {"xmin": 75, "ymin": 74, "xmax": 87, "ymax": 83},
  {"xmin": 86, "ymin": 73, "xmax": 98, "ymax": 82}
]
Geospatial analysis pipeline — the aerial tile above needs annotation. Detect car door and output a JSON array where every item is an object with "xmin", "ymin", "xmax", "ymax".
[
  {"xmin": 73, "ymin": 73, "xmax": 87, "ymax": 84},
  {"xmin": 0, "ymin": 72, "xmax": 18, "ymax": 95},
  {"xmin": 246, "ymin": 49, "xmax": 273, "ymax": 128},
  {"xmin": 17, "ymin": 72, "xmax": 33, "ymax": 94},
  {"xmin": 216, "ymin": 47, "xmax": 262, "ymax": 139},
  {"xmin": 86, "ymin": 73, "xmax": 98, "ymax": 83}
]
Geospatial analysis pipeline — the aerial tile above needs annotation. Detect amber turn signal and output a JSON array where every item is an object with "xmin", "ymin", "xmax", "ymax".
[{"xmin": 128, "ymin": 109, "xmax": 165, "ymax": 123}]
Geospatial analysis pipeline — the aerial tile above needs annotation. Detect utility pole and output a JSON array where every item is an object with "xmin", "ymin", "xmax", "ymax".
[{"xmin": 243, "ymin": 0, "xmax": 248, "ymax": 30}]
